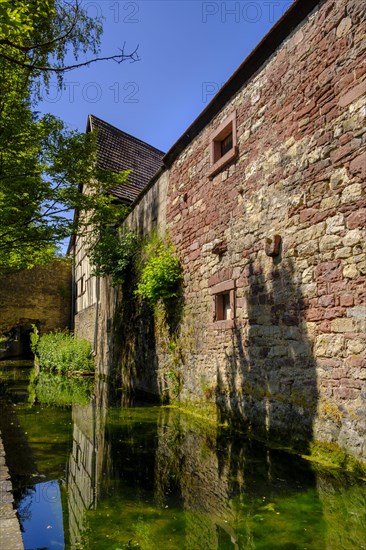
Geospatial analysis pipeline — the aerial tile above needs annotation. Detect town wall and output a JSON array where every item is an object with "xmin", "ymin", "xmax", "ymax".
[
  {"xmin": 91, "ymin": 0, "xmax": 365, "ymax": 461},
  {"xmin": 162, "ymin": 0, "xmax": 366, "ymax": 458}
]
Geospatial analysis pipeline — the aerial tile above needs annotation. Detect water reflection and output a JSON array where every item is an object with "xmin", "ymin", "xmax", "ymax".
[
  {"xmin": 67, "ymin": 397, "xmax": 366, "ymax": 550},
  {"xmin": 18, "ymin": 480, "xmax": 65, "ymax": 549},
  {"xmin": 0, "ymin": 363, "xmax": 365, "ymax": 550}
]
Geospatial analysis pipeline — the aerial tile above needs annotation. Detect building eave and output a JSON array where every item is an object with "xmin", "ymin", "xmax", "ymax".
[{"xmin": 162, "ymin": 0, "xmax": 323, "ymax": 168}]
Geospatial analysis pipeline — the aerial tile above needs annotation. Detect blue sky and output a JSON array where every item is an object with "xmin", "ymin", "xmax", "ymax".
[{"xmin": 38, "ymin": 0, "xmax": 294, "ymax": 153}]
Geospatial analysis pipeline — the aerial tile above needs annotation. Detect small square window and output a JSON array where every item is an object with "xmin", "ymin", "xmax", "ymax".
[
  {"xmin": 208, "ymin": 111, "xmax": 237, "ymax": 178},
  {"xmin": 215, "ymin": 292, "xmax": 232, "ymax": 321},
  {"xmin": 210, "ymin": 279, "xmax": 236, "ymax": 328}
]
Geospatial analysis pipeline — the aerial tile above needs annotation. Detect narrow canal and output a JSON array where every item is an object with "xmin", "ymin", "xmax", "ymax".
[{"xmin": 0, "ymin": 362, "xmax": 365, "ymax": 549}]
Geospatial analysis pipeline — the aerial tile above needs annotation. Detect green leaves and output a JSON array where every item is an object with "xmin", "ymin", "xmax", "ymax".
[
  {"xmin": 88, "ymin": 230, "xmax": 182, "ymax": 305},
  {"xmin": 0, "ymin": 1, "xmax": 34, "ymax": 40},
  {"xmin": 135, "ymin": 237, "xmax": 182, "ymax": 305},
  {"xmin": 0, "ymin": 2, "xmax": 130, "ymax": 273},
  {"xmin": 89, "ymin": 228, "xmax": 139, "ymax": 285},
  {"xmin": 34, "ymin": 329, "xmax": 94, "ymax": 375}
]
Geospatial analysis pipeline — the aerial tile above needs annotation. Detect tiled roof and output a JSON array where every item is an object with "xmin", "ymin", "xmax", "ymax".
[{"xmin": 88, "ymin": 114, "xmax": 164, "ymax": 204}]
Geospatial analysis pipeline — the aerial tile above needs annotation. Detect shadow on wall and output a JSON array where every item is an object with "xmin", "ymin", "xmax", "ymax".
[
  {"xmin": 217, "ymin": 257, "xmax": 317, "ymax": 452},
  {"xmin": 111, "ymin": 268, "xmax": 160, "ymax": 399},
  {"xmin": 110, "ymin": 267, "xmax": 185, "ymax": 403}
]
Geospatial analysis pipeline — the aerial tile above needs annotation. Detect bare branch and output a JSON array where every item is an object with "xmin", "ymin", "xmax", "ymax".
[{"xmin": 0, "ymin": 45, "xmax": 140, "ymax": 73}]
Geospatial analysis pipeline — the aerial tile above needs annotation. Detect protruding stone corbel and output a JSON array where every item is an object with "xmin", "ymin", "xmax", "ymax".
[{"xmin": 265, "ymin": 235, "xmax": 281, "ymax": 257}]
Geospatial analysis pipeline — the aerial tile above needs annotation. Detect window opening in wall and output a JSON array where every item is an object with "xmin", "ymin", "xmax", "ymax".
[
  {"xmin": 208, "ymin": 111, "xmax": 237, "ymax": 178},
  {"xmin": 216, "ymin": 292, "xmax": 231, "ymax": 321},
  {"xmin": 78, "ymin": 276, "xmax": 84, "ymax": 296},
  {"xmin": 210, "ymin": 279, "xmax": 236, "ymax": 328},
  {"xmin": 220, "ymin": 132, "xmax": 233, "ymax": 157}
]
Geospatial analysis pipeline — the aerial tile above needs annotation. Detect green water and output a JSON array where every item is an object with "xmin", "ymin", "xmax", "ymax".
[{"xmin": 0, "ymin": 363, "xmax": 365, "ymax": 550}]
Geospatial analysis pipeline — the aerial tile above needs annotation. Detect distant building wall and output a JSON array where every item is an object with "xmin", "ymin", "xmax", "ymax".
[{"xmin": 0, "ymin": 260, "xmax": 72, "ymax": 336}]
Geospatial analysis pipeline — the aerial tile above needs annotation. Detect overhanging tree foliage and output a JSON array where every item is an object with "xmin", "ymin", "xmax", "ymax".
[{"xmin": 0, "ymin": 0, "xmax": 136, "ymax": 272}]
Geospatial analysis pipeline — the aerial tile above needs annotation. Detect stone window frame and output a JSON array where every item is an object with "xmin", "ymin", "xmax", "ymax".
[
  {"xmin": 207, "ymin": 111, "xmax": 238, "ymax": 179},
  {"xmin": 209, "ymin": 279, "xmax": 236, "ymax": 329}
]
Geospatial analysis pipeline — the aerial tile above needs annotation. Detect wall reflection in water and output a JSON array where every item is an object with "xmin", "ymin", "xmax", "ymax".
[{"xmin": 66, "ymin": 396, "xmax": 366, "ymax": 549}]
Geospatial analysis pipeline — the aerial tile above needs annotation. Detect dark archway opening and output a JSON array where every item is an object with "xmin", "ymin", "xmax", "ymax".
[{"xmin": 0, "ymin": 324, "xmax": 35, "ymax": 360}]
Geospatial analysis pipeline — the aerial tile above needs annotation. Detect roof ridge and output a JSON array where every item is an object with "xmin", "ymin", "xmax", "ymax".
[{"xmin": 88, "ymin": 114, "xmax": 165, "ymax": 155}]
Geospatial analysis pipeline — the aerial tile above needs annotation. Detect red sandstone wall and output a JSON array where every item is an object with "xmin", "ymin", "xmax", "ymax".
[{"xmin": 163, "ymin": 0, "xmax": 365, "ymax": 458}]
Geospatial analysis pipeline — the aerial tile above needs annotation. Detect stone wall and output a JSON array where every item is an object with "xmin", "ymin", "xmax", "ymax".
[
  {"xmin": 110, "ymin": 0, "xmax": 366, "ymax": 461},
  {"xmin": 0, "ymin": 260, "xmax": 72, "ymax": 335},
  {"xmin": 161, "ymin": 0, "xmax": 365, "ymax": 458},
  {"xmin": 128, "ymin": 170, "xmax": 168, "ymax": 237},
  {"xmin": 74, "ymin": 304, "xmax": 97, "ymax": 347}
]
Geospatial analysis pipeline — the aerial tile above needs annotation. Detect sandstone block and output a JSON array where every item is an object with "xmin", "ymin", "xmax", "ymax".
[
  {"xmin": 339, "ymin": 82, "xmax": 366, "ymax": 108},
  {"xmin": 340, "ymin": 294, "xmax": 354, "ymax": 307},
  {"xmin": 320, "ymin": 195, "xmax": 340, "ymax": 210},
  {"xmin": 329, "ymin": 167, "xmax": 349, "ymax": 189},
  {"xmin": 319, "ymin": 234, "xmax": 341, "ymax": 252},
  {"xmin": 314, "ymin": 334, "xmax": 344, "ymax": 357},
  {"xmin": 336, "ymin": 17, "xmax": 352, "ymax": 38},
  {"xmin": 349, "ymin": 152, "xmax": 366, "ymax": 179},
  {"xmin": 347, "ymin": 306, "xmax": 366, "ymax": 319},
  {"xmin": 331, "ymin": 318, "xmax": 354, "ymax": 333},
  {"xmin": 301, "ymin": 266, "xmax": 314, "ymax": 284},
  {"xmin": 335, "ymin": 247, "xmax": 352, "ymax": 259},
  {"xmin": 319, "ymin": 294, "xmax": 335, "ymax": 307},
  {"xmin": 315, "ymin": 260, "xmax": 342, "ymax": 282},
  {"xmin": 297, "ymin": 240, "xmax": 319, "ymax": 257},
  {"xmin": 346, "ymin": 339, "xmax": 365, "ymax": 354},
  {"xmin": 341, "ymin": 183, "xmax": 362, "ymax": 204},
  {"xmin": 343, "ymin": 264, "xmax": 359, "ymax": 278},
  {"xmin": 346, "ymin": 209, "xmax": 366, "ymax": 229},
  {"xmin": 343, "ymin": 229, "xmax": 362, "ymax": 247},
  {"xmin": 326, "ymin": 213, "xmax": 344, "ymax": 234},
  {"xmin": 333, "ymin": 387, "xmax": 359, "ymax": 400}
]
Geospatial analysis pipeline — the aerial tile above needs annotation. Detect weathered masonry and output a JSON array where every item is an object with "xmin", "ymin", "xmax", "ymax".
[
  {"xmin": 73, "ymin": 0, "xmax": 366, "ymax": 462},
  {"xmin": 0, "ymin": 260, "xmax": 71, "ymax": 359}
]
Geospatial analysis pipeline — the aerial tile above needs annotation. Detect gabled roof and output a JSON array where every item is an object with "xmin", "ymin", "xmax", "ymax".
[{"xmin": 87, "ymin": 114, "xmax": 164, "ymax": 204}]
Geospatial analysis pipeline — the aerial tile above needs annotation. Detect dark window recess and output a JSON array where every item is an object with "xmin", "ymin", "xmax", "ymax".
[
  {"xmin": 215, "ymin": 292, "xmax": 232, "ymax": 321},
  {"xmin": 210, "ymin": 279, "xmax": 236, "ymax": 328},
  {"xmin": 208, "ymin": 111, "xmax": 237, "ymax": 178},
  {"xmin": 220, "ymin": 132, "xmax": 233, "ymax": 157}
]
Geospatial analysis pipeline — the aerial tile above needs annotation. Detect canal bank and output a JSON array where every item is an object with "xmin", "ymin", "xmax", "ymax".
[{"xmin": 0, "ymin": 433, "xmax": 24, "ymax": 550}]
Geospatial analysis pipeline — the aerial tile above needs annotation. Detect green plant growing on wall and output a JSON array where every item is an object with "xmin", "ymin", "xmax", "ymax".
[
  {"xmin": 89, "ymin": 227, "xmax": 139, "ymax": 285},
  {"xmin": 135, "ymin": 236, "xmax": 182, "ymax": 305}
]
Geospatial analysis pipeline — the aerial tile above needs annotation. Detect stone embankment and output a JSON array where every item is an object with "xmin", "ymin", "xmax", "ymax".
[{"xmin": 0, "ymin": 433, "xmax": 23, "ymax": 550}]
